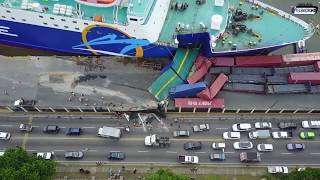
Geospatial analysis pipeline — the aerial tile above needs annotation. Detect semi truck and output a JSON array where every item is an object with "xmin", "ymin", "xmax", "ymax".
[
  {"xmin": 248, "ymin": 130, "xmax": 270, "ymax": 139},
  {"xmin": 240, "ymin": 152, "xmax": 261, "ymax": 162},
  {"xmin": 97, "ymin": 126, "xmax": 121, "ymax": 139},
  {"xmin": 144, "ymin": 134, "xmax": 170, "ymax": 148},
  {"xmin": 178, "ymin": 155, "xmax": 199, "ymax": 164}
]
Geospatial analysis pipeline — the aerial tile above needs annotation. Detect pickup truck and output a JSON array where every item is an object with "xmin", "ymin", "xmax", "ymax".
[
  {"xmin": 272, "ymin": 131, "xmax": 293, "ymax": 139},
  {"xmin": 248, "ymin": 130, "xmax": 270, "ymax": 139},
  {"xmin": 178, "ymin": 155, "xmax": 199, "ymax": 164},
  {"xmin": 145, "ymin": 134, "xmax": 170, "ymax": 148},
  {"xmin": 240, "ymin": 152, "xmax": 261, "ymax": 162},
  {"xmin": 97, "ymin": 126, "xmax": 121, "ymax": 139},
  {"xmin": 192, "ymin": 124, "xmax": 210, "ymax": 132},
  {"xmin": 302, "ymin": 121, "xmax": 320, "ymax": 129},
  {"xmin": 14, "ymin": 98, "xmax": 36, "ymax": 106}
]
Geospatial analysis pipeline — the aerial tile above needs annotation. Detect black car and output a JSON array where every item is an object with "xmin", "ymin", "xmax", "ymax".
[
  {"xmin": 183, "ymin": 142, "xmax": 202, "ymax": 150},
  {"xmin": 66, "ymin": 128, "xmax": 82, "ymax": 135},
  {"xmin": 43, "ymin": 125, "xmax": 60, "ymax": 133},
  {"xmin": 64, "ymin": 151, "xmax": 84, "ymax": 159},
  {"xmin": 209, "ymin": 152, "xmax": 225, "ymax": 161},
  {"xmin": 108, "ymin": 151, "xmax": 126, "ymax": 160},
  {"xmin": 278, "ymin": 122, "xmax": 297, "ymax": 130}
]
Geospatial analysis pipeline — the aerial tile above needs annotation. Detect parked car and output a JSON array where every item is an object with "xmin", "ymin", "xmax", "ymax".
[
  {"xmin": 212, "ymin": 142, "xmax": 226, "ymax": 150},
  {"xmin": 223, "ymin": 132, "xmax": 240, "ymax": 140},
  {"xmin": 0, "ymin": 132, "xmax": 11, "ymax": 140},
  {"xmin": 254, "ymin": 122, "xmax": 272, "ymax": 129},
  {"xmin": 299, "ymin": 131, "xmax": 316, "ymax": 139},
  {"xmin": 192, "ymin": 124, "xmax": 210, "ymax": 132},
  {"xmin": 64, "ymin": 151, "xmax": 84, "ymax": 159},
  {"xmin": 257, "ymin": 144, "xmax": 273, "ymax": 152},
  {"xmin": 232, "ymin": 123, "xmax": 251, "ymax": 131},
  {"xmin": 184, "ymin": 142, "xmax": 202, "ymax": 150},
  {"xmin": 287, "ymin": 143, "xmax": 305, "ymax": 151},
  {"xmin": 66, "ymin": 128, "xmax": 82, "ymax": 135},
  {"xmin": 107, "ymin": 151, "xmax": 125, "ymax": 160},
  {"xmin": 209, "ymin": 152, "xmax": 225, "ymax": 161},
  {"xmin": 43, "ymin": 125, "xmax": 60, "ymax": 133},
  {"xmin": 173, "ymin": 130, "xmax": 190, "ymax": 137},
  {"xmin": 278, "ymin": 122, "xmax": 297, "ymax": 130},
  {"xmin": 268, "ymin": 166, "xmax": 289, "ymax": 174},
  {"xmin": 233, "ymin": 141, "xmax": 253, "ymax": 150}
]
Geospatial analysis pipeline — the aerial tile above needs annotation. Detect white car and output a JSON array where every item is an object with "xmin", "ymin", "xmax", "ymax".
[
  {"xmin": 0, "ymin": 132, "xmax": 11, "ymax": 140},
  {"xmin": 233, "ymin": 141, "xmax": 253, "ymax": 150},
  {"xmin": 212, "ymin": 142, "xmax": 226, "ymax": 149},
  {"xmin": 223, "ymin": 132, "xmax": 240, "ymax": 140},
  {"xmin": 232, "ymin": 123, "xmax": 251, "ymax": 131},
  {"xmin": 36, "ymin": 152, "xmax": 54, "ymax": 160},
  {"xmin": 257, "ymin": 144, "xmax": 273, "ymax": 152},
  {"xmin": 255, "ymin": 122, "xmax": 272, "ymax": 129},
  {"xmin": 268, "ymin": 166, "xmax": 289, "ymax": 174}
]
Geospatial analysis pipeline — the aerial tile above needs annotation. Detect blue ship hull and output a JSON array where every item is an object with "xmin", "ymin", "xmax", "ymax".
[{"xmin": 0, "ymin": 19, "xmax": 290, "ymax": 57}]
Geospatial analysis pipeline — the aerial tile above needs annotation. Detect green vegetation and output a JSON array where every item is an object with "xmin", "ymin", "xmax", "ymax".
[
  {"xmin": 265, "ymin": 167, "xmax": 320, "ymax": 180},
  {"xmin": 0, "ymin": 148, "xmax": 56, "ymax": 180},
  {"xmin": 148, "ymin": 169, "xmax": 189, "ymax": 180}
]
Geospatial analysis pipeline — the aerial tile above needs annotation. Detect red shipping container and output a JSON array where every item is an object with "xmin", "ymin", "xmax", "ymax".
[
  {"xmin": 211, "ymin": 57, "xmax": 235, "ymax": 67},
  {"xmin": 288, "ymin": 72, "xmax": 320, "ymax": 85},
  {"xmin": 187, "ymin": 60, "xmax": 212, "ymax": 84},
  {"xmin": 315, "ymin": 61, "xmax": 320, "ymax": 72},
  {"xmin": 209, "ymin": 73, "xmax": 228, "ymax": 98},
  {"xmin": 195, "ymin": 55, "xmax": 207, "ymax": 70},
  {"xmin": 235, "ymin": 55, "xmax": 283, "ymax": 67},
  {"xmin": 282, "ymin": 53, "xmax": 320, "ymax": 66},
  {"xmin": 175, "ymin": 98, "xmax": 225, "ymax": 109},
  {"xmin": 196, "ymin": 88, "xmax": 211, "ymax": 100}
]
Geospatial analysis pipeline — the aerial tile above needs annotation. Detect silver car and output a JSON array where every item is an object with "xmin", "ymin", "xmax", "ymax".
[{"xmin": 173, "ymin": 130, "xmax": 190, "ymax": 137}]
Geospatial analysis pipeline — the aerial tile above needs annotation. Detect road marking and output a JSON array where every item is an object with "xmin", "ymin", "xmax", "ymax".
[
  {"xmin": 280, "ymin": 153, "xmax": 293, "ymax": 155},
  {"xmin": 22, "ymin": 116, "xmax": 32, "ymax": 149},
  {"xmin": 166, "ymin": 151, "xmax": 177, "ymax": 154},
  {"xmin": 54, "ymin": 150, "xmax": 64, "ymax": 152},
  {"xmin": 60, "ymin": 126, "xmax": 66, "ymax": 129},
  {"xmin": 215, "ymin": 127, "xmax": 228, "ymax": 130},
  {"xmin": 0, "ymin": 125, "xmax": 13, "ymax": 127},
  {"xmin": 82, "ymin": 126, "xmax": 97, "ymax": 129},
  {"xmin": 137, "ymin": 151, "xmax": 149, "ymax": 153},
  {"xmin": 224, "ymin": 151, "xmax": 235, "ymax": 154},
  {"xmin": 195, "ymin": 151, "xmax": 207, "ymax": 154},
  {"xmin": 32, "ymin": 125, "xmax": 40, "ymax": 128},
  {"xmin": 310, "ymin": 153, "xmax": 320, "ymax": 155},
  {"xmin": 88, "ymin": 150, "xmax": 97, "ymax": 152},
  {"xmin": 26, "ymin": 150, "xmax": 36, "ymax": 152}
]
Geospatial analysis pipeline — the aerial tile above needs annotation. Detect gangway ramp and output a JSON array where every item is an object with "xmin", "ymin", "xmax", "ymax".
[{"xmin": 148, "ymin": 48, "xmax": 199, "ymax": 100}]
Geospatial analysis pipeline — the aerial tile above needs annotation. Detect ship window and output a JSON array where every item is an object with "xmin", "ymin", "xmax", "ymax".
[
  {"xmin": 1, "ymin": 16, "xmax": 6, "ymax": 18},
  {"xmin": 61, "ymin": 19, "xmax": 66, "ymax": 22},
  {"xmin": 72, "ymin": 21, "xmax": 77, "ymax": 23},
  {"xmin": 50, "ymin": 17, "xmax": 54, "ymax": 20},
  {"xmin": 64, "ymin": 26, "xmax": 69, "ymax": 28},
  {"xmin": 22, "ymin": 19, "xmax": 26, "ymax": 21},
  {"xmin": 39, "ymin": 15, "xmax": 43, "ymax": 18},
  {"xmin": 6, "ymin": 10, "xmax": 10, "ymax": 13},
  {"xmin": 130, "ymin": 18, "xmax": 138, "ymax": 22},
  {"xmin": 84, "ymin": 22, "xmax": 89, "ymax": 25},
  {"xmin": 54, "ymin": 24, "xmax": 58, "ymax": 27},
  {"xmin": 75, "ymin": 27, "xmax": 80, "ymax": 30},
  {"xmin": 11, "ymin": 17, "xmax": 15, "ymax": 20},
  {"xmin": 43, "ymin": 22, "xmax": 48, "ymax": 25}
]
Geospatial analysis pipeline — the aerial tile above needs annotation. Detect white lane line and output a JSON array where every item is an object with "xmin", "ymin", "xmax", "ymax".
[
  {"xmin": 215, "ymin": 127, "xmax": 228, "ymax": 130},
  {"xmin": 195, "ymin": 152, "xmax": 207, "ymax": 154},
  {"xmin": 310, "ymin": 153, "xmax": 320, "ymax": 155},
  {"xmin": 137, "ymin": 150, "xmax": 149, "ymax": 153},
  {"xmin": 26, "ymin": 150, "xmax": 37, "ymax": 152},
  {"xmin": 88, "ymin": 150, "xmax": 97, "ymax": 152},
  {"xmin": 0, "ymin": 125, "xmax": 13, "ymax": 127},
  {"xmin": 224, "ymin": 151, "xmax": 235, "ymax": 154},
  {"xmin": 54, "ymin": 150, "xmax": 64, "ymax": 152},
  {"xmin": 32, "ymin": 125, "xmax": 40, "ymax": 127},
  {"xmin": 82, "ymin": 127, "xmax": 97, "ymax": 129},
  {"xmin": 280, "ymin": 153, "xmax": 293, "ymax": 155},
  {"xmin": 166, "ymin": 151, "xmax": 177, "ymax": 154},
  {"xmin": 60, "ymin": 127, "xmax": 66, "ymax": 129}
]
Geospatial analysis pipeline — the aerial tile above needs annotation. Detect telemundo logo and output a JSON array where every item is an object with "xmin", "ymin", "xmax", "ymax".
[{"xmin": 291, "ymin": 4, "xmax": 318, "ymax": 15}]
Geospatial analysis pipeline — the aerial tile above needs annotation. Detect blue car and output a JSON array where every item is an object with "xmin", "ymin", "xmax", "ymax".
[{"xmin": 286, "ymin": 143, "xmax": 305, "ymax": 151}]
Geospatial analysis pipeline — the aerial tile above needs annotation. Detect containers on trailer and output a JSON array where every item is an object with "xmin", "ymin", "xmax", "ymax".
[
  {"xmin": 288, "ymin": 72, "xmax": 320, "ymax": 85},
  {"xmin": 232, "ymin": 67, "xmax": 273, "ymax": 75},
  {"xmin": 174, "ymin": 98, "xmax": 225, "ymax": 109},
  {"xmin": 228, "ymin": 75, "xmax": 266, "ymax": 84},
  {"xmin": 223, "ymin": 83, "xmax": 265, "ymax": 93},
  {"xmin": 211, "ymin": 57, "xmax": 235, "ymax": 66},
  {"xmin": 169, "ymin": 82, "xmax": 207, "ymax": 99},
  {"xmin": 235, "ymin": 55, "xmax": 283, "ymax": 67},
  {"xmin": 209, "ymin": 67, "xmax": 231, "ymax": 74},
  {"xmin": 187, "ymin": 60, "xmax": 212, "ymax": 84},
  {"xmin": 267, "ymin": 75, "xmax": 288, "ymax": 85},
  {"xmin": 273, "ymin": 65, "xmax": 315, "ymax": 74},
  {"xmin": 197, "ymin": 73, "xmax": 228, "ymax": 100},
  {"xmin": 267, "ymin": 84, "xmax": 308, "ymax": 94}
]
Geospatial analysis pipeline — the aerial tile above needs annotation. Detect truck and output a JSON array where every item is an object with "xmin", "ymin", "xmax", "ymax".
[
  {"xmin": 97, "ymin": 126, "xmax": 121, "ymax": 139},
  {"xmin": 302, "ymin": 121, "xmax": 320, "ymax": 129},
  {"xmin": 248, "ymin": 130, "xmax": 270, "ymax": 139},
  {"xmin": 239, "ymin": 152, "xmax": 261, "ymax": 162},
  {"xmin": 272, "ymin": 131, "xmax": 293, "ymax": 139},
  {"xmin": 178, "ymin": 155, "xmax": 199, "ymax": 164},
  {"xmin": 14, "ymin": 98, "xmax": 36, "ymax": 106},
  {"xmin": 144, "ymin": 134, "xmax": 170, "ymax": 148}
]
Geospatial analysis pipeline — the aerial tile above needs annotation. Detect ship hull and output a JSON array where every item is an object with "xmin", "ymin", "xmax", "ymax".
[{"xmin": 0, "ymin": 19, "xmax": 290, "ymax": 57}]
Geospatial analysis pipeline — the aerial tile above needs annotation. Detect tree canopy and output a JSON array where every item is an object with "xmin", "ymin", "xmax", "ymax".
[
  {"xmin": 148, "ymin": 169, "xmax": 189, "ymax": 180},
  {"xmin": 0, "ymin": 148, "xmax": 56, "ymax": 180},
  {"xmin": 265, "ymin": 167, "xmax": 320, "ymax": 180}
]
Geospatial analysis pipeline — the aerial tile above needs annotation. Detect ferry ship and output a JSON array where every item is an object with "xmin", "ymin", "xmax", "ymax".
[{"xmin": 0, "ymin": 0, "xmax": 314, "ymax": 58}]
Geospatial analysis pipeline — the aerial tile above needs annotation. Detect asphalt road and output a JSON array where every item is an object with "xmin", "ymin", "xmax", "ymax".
[{"xmin": 1, "ymin": 114, "xmax": 320, "ymax": 165}]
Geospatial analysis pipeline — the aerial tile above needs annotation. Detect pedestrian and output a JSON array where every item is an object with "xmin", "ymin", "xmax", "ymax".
[{"xmin": 133, "ymin": 168, "xmax": 137, "ymax": 174}]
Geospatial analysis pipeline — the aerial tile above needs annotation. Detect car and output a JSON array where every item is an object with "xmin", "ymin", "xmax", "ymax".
[
  {"xmin": 35, "ymin": 152, "xmax": 54, "ymax": 160},
  {"xmin": 66, "ymin": 128, "xmax": 82, "ymax": 135},
  {"xmin": 192, "ymin": 124, "xmax": 210, "ymax": 132},
  {"xmin": 64, "ymin": 151, "xmax": 84, "ymax": 159},
  {"xmin": 299, "ymin": 131, "xmax": 316, "ymax": 139},
  {"xmin": 43, "ymin": 125, "xmax": 60, "ymax": 133},
  {"xmin": 257, "ymin": 144, "xmax": 273, "ymax": 152},
  {"xmin": 268, "ymin": 166, "xmax": 289, "ymax": 174},
  {"xmin": 233, "ymin": 141, "xmax": 253, "ymax": 150},
  {"xmin": 19, "ymin": 124, "xmax": 33, "ymax": 132},
  {"xmin": 287, "ymin": 143, "xmax": 305, "ymax": 151},
  {"xmin": 107, "ymin": 151, "xmax": 125, "ymax": 160},
  {"xmin": 209, "ymin": 152, "xmax": 225, "ymax": 161},
  {"xmin": 173, "ymin": 130, "xmax": 190, "ymax": 137},
  {"xmin": 184, "ymin": 141, "xmax": 202, "ymax": 150},
  {"xmin": 0, "ymin": 151, "xmax": 5, "ymax": 156},
  {"xmin": 212, "ymin": 142, "xmax": 226, "ymax": 150},
  {"xmin": 278, "ymin": 122, "xmax": 297, "ymax": 130},
  {"xmin": 254, "ymin": 122, "xmax": 272, "ymax": 129},
  {"xmin": 223, "ymin": 132, "xmax": 240, "ymax": 140},
  {"xmin": 0, "ymin": 132, "xmax": 11, "ymax": 140},
  {"xmin": 232, "ymin": 123, "xmax": 251, "ymax": 131}
]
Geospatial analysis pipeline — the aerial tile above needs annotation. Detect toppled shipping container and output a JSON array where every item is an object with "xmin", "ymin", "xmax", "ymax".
[
  {"xmin": 228, "ymin": 75, "xmax": 266, "ymax": 84},
  {"xmin": 232, "ymin": 67, "xmax": 273, "ymax": 75},
  {"xmin": 273, "ymin": 65, "xmax": 315, "ymax": 74},
  {"xmin": 235, "ymin": 55, "xmax": 283, "ymax": 67},
  {"xmin": 223, "ymin": 83, "xmax": 265, "ymax": 93},
  {"xmin": 175, "ymin": 98, "xmax": 225, "ymax": 109},
  {"xmin": 169, "ymin": 82, "xmax": 207, "ymax": 99},
  {"xmin": 209, "ymin": 67, "xmax": 231, "ymax": 75},
  {"xmin": 266, "ymin": 75, "xmax": 288, "ymax": 85},
  {"xmin": 187, "ymin": 60, "xmax": 212, "ymax": 84},
  {"xmin": 197, "ymin": 73, "xmax": 228, "ymax": 100},
  {"xmin": 288, "ymin": 72, "xmax": 320, "ymax": 85},
  {"xmin": 195, "ymin": 55, "xmax": 207, "ymax": 70},
  {"xmin": 267, "ymin": 84, "xmax": 308, "ymax": 94},
  {"xmin": 211, "ymin": 57, "xmax": 235, "ymax": 66}
]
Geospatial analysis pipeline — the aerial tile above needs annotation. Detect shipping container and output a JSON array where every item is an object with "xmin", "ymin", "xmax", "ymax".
[
  {"xmin": 282, "ymin": 52, "xmax": 320, "ymax": 66},
  {"xmin": 187, "ymin": 60, "xmax": 212, "ymax": 84},
  {"xmin": 209, "ymin": 67, "xmax": 231, "ymax": 75},
  {"xmin": 266, "ymin": 75, "xmax": 288, "ymax": 85},
  {"xmin": 232, "ymin": 67, "xmax": 273, "ymax": 75},
  {"xmin": 210, "ymin": 57, "xmax": 235, "ymax": 66},
  {"xmin": 209, "ymin": 73, "xmax": 228, "ymax": 98},
  {"xmin": 288, "ymin": 72, "xmax": 320, "ymax": 85},
  {"xmin": 223, "ymin": 83, "xmax": 265, "ymax": 93},
  {"xmin": 169, "ymin": 82, "xmax": 208, "ymax": 99},
  {"xmin": 315, "ymin": 61, "xmax": 320, "ymax": 72},
  {"xmin": 235, "ymin": 55, "xmax": 283, "ymax": 67},
  {"xmin": 228, "ymin": 75, "xmax": 266, "ymax": 84},
  {"xmin": 267, "ymin": 84, "xmax": 308, "ymax": 94},
  {"xmin": 197, "ymin": 88, "xmax": 211, "ymax": 100},
  {"xmin": 273, "ymin": 65, "xmax": 314, "ymax": 74},
  {"xmin": 195, "ymin": 55, "xmax": 207, "ymax": 70},
  {"xmin": 174, "ymin": 98, "xmax": 225, "ymax": 109}
]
